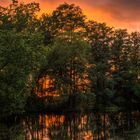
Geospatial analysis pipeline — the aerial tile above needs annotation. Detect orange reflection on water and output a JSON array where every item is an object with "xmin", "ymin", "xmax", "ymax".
[
  {"xmin": 24, "ymin": 109, "xmax": 112, "ymax": 139},
  {"xmin": 40, "ymin": 115, "xmax": 65, "ymax": 128}
]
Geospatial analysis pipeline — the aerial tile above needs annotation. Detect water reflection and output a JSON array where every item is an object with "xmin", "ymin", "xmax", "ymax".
[{"xmin": 0, "ymin": 111, "xmax": 140, "ymax": 140}]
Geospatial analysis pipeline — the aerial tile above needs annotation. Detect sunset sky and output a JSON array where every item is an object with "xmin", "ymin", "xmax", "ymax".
[{"xmin": 1, "ymin": 0, "xmax": 140, "ymax": 32}]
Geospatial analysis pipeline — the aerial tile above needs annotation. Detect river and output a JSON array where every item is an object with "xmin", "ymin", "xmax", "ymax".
[{"xmin": 0, "ymin": 111, "xmax": 140, "ymax": 140}]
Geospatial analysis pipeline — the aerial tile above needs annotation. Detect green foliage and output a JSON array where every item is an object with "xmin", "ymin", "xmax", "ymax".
[
  {"xmin": 37, "ymin": 32, "xmax": 90, "ymax": 96},
  {"xmin": 110, "ymin": 30, "xmax": 140, "ymax": 106},
  {"xmin": 85, "ymin": 21, "xmax": 114, "ymax": 105},
  {"xmin": 0, "ymin": 30, "xmax": 47, "ymax": 115},
  {"xmin": 0, "ymin": 0, "xmax": 40, "ymax": 32},
  {"xmin": 39, "ymin": 3, "xmax": 86, "ymax": 45},
  {"xmin": 51, "ymin": 3, "xmax": 85, "ymax": 31}
]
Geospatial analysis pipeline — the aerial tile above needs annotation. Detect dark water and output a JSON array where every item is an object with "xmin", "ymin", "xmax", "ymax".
[{"xmin": 0, "ymin": 111, "xmax": 140, "ymax": 140}]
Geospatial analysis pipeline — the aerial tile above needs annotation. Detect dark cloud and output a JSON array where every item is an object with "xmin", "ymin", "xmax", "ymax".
[{"xmin": 84, "ymin": 0, "xmax": 140, "ymax": 21}]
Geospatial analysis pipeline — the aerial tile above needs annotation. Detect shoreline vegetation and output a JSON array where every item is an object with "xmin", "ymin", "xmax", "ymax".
[{"xmin": 0, "ymin": 0, "xmax": 140, "ymax": 118}]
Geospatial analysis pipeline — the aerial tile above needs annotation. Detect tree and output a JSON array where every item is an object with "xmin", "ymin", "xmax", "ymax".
[
  {"xmin": 111, "ymin": 29, "xmax": 133, "ymax": 107},
  {"xmin": 0, "ymin": 0, "xmax": 40, "ymax": 32},
  {"xmin": 128, "ymin": 32, "xmax": 140, "ymax": 105},
  {"xmin": 36, "ymin": 32, "xmax": 90, "ymax": 97},
  {"xmin": 0, "ymin": 30, "xmax": 47, "ymax": 115},
  {"xmin": 52, "ymin": 3, "xmax": 85, "ymax": 32},
  {"xmin": 39, "ymin": 14, "xmax": 55, "ymax": 45},
  {"xmin": 130, "ymin": 32, "xmax": 140, "ymax": 81},
  {"xmin": 39, "ymin": 3, "xmax": 86, "ymax": 45},
  {"xmin": 84, "ymin": 21, "xmax": 114, "ymax": 106}
]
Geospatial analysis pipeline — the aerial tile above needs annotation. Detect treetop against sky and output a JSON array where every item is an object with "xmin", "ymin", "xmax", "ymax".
[{"xmin": 0, "ymin": 0, "xmax": 140, "ymax": 32}]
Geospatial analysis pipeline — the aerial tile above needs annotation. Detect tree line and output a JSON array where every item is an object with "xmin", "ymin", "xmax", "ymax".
[{"xmin": 0, "ymin": 0, "xmax": 140, "ymax": 115}]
